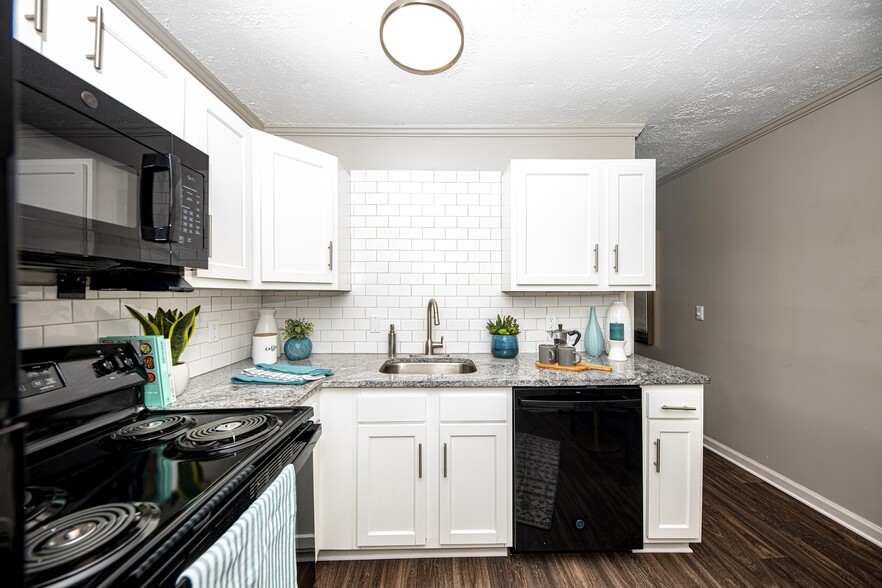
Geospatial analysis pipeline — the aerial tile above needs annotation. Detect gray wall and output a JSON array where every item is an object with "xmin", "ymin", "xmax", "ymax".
[
  {"xmin": 638, "ymin": 78, "xmax": 882, "ymax": 526},
  {"xmin": 269, "ymin": 134, "xmax": 636, "ymax": 171}
]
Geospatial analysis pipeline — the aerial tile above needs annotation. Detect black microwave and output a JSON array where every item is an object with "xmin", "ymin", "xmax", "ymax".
[{"xmin": 13, "ymin": 41, "xmax": 208, "ymax": 288}]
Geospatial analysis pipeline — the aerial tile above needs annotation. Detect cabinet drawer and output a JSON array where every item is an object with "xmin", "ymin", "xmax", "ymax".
[
  {"xmin": 646, "ymin": 388, "xmax": 703, "ymax": 419},
  {"xmin": 358, "ymin": 392, "xmax": 426, "ymax": 423},
  {"xmin": 439, "ymin": 392, "xmax": 508, "ymax": 422}
]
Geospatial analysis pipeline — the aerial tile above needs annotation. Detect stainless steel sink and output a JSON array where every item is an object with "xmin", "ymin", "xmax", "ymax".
[{"xmin": 379, "ymin": 358, "xmax": 477, "ymax": 375}]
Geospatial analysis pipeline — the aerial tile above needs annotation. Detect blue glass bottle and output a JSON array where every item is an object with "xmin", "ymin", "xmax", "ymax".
[{"xmin": 584, "ymin": 306, "xmax": 604, "ymax": 357}]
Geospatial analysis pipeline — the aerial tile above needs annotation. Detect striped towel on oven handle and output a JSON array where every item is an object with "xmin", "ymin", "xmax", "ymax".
[{"xmin": 177, "ymin": 464, "xmax": 297, "ymax": 588}]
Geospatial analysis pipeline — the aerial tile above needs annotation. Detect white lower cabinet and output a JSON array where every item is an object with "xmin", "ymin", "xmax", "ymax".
[
  {"xmin": 319, "ymin": 388, "xmax": 511, "ymax": 554},
  {"xmin": 356, "ymin": 424, "xmax": 427, "ymax": 547},
  {"xmin": 439, "ymin": 423, "xmax": 508, "ymax": 545},
  {"xmin": 643, "ymin": 385, "xmax": 704, "ymax": 545}
]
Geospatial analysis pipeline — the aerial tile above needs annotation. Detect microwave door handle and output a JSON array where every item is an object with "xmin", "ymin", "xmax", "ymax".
[{"xmin": 140, "ymin": 153, "xmax": 182, "ymax": 243}]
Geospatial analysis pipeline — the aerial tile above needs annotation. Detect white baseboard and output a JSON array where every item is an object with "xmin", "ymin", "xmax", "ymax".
[
  {"xmin": 634, "ymin": 543, "xmax": 693, "ymax": 553},
  {"xmin": 704, "ymin": 436, "xmax": 882, "ymax": 548},
  {"xmin": 319, "ymin": 546, "xmax": 508, "ymax": 562}
]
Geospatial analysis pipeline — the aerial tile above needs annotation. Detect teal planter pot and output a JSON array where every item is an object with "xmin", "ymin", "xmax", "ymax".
[
  {"xmin": 491, "ymin": 335, "xmax": 519, "ymax": 359},
  {"xmin": 284, "ymin": 337, "xmax": 313, "ymax": 360},
  {"xmin": 584, "ymin": 307, "xmax": 604, "ymax": 357}
]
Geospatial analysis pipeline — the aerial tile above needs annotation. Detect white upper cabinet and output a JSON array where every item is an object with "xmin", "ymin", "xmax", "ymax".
[
  {"xmin": 502, "ymin": 159, "xmax": 655, "ymax": 292},
  {"xmin": 34, "ymin": 1, "xmax": 186, "ymax": 137},
  {"xmin": 608, "ymin": 160, "xmax": 656, "ymax": 286},
  {"xmin": 184, "ymin": 80, "xmax": 253, "ymax": 282},
  {"xmin": 252, "ymin": 131, "xmax": 350, "ymax": 289}
]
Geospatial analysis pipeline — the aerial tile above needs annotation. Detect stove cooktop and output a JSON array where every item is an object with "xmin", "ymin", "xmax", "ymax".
[{"xmin": 23, "ymin": 406, "xmax": 312, "ymax": 588}]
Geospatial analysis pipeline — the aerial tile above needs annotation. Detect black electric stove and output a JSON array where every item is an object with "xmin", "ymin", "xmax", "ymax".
[{"xmin": 16, "ymin": 344, "xmax": 320, "ymax": 588}]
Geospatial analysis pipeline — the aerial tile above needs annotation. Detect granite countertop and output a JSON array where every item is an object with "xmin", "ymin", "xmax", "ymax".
[{"xmin": 172, "ymin": 353, "xmax": 710, "ymax": 410}]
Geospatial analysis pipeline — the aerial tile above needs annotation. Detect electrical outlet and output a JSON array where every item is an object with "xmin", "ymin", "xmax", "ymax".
[
  {"xmin": 545, "ymin": 315, "xmax": 558, "ymax": 333},
  {"xmin": 370, "ymin": 315, "xmax": 381, "ymax": 333},
  {"xmin": 695, "ymin": 306, "xmax": 705, "ymax": 321},
  {"xmin": 207, "ymin": 319, "xmax": 220, "ymax": 343}
]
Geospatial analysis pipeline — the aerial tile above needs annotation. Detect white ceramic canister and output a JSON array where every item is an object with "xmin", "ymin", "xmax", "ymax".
[
  {"xmin": 604, "ymin": 299, "xmax": 633, "ymax": 356},
  {"xmin": 252, "ymin": 309, "xmax": 279, "ymax": 364}
]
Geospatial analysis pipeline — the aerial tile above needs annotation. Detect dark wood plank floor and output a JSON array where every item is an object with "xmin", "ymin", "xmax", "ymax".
[{"xmin": 318, "ymin": 449, "xmax": 882, "ymax": 587}]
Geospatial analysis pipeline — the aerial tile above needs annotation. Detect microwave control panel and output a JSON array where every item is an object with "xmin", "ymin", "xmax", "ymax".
[{"xmin": 180, "ymin": 169, "xmax": 204, "ymax": 247}]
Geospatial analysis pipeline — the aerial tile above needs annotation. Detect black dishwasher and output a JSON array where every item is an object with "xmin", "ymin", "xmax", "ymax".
[{"xmin": 513, "ymin": 386, "xmax": 642, "ymax": 552}]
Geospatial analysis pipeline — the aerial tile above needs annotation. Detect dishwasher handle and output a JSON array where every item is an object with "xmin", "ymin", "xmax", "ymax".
[{"xmin": 517, "ymin": 398, "xmax": 640, "ymax": 410}]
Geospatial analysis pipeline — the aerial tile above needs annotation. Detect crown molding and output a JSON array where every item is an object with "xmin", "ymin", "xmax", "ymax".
[
  {"xmin": 658, "ymin": 64, "xmax": 882, "ymax": 186},
  {"xmin": 110, "ymin": 0, "xmax": 264, "ymax": 130},
  {"xmin": 263, "ymin": 124, "xmax": 645, "ymax": 138}
]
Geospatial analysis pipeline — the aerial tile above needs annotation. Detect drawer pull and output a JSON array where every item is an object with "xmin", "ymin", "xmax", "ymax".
[
  {"xmin": 654, "ymin": 439, "xmax": 660, "ymax": 473},
  {"xmin": 661, "ymin": 405, "xmax": 697, "ymax": 411}
]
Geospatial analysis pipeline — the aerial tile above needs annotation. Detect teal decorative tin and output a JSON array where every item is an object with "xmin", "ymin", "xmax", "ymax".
[
  {"xmin": 491, "ymin": 335, "xmax": 519, "ymax": 358},
  {"xmin": 284, "ymin": 336, "xmax": 313, "ymax": 360}
]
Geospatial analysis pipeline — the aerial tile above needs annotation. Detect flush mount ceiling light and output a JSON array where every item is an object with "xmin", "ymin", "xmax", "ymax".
[{"xmin": 380, "ymin": 0, "xmax": 464, "ymax": 75}]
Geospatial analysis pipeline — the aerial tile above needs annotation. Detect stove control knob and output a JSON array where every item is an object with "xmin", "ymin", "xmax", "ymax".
[{"xmin": 121, "ymin": 356, "xmax": 135, "ymax": 370}]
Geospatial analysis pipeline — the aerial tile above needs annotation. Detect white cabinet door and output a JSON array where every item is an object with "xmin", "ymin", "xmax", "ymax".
[
  {"xmin": 607, "ymin": 160, "xmax": 655, "ymax": 286},
  {"xmin": 254, "ymin": 131, "xmax": 337, "ymax": 285},
  {"xmin": 512, "ymin": 160, "xmax": 603, "ymax": 287},
  {"xmin": 646, "ymin": 419, "xmax": 703, "ymax": 540},
  {"xmin": 356, "ymin": 424, "xmax": 427, "ymax": 547},
  {"xmin": 184, "ymin": 80, "xmax": 253, "ymax": 281},
  {"xmin": 439, "ymin": 423, "xmax": 508, "ymax": 545},
  {"xmin": 40, "ymin": 1, "xmax": 186, "ymax": 136},
  {"xmin": 13, "ymin": 0, "xmax": 45, "ymax": 52}
]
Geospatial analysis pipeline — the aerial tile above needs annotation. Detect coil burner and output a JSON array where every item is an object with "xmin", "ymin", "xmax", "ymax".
[
  {"xmin": 25, "ymin": 502, "xmax": 160, "ymax": 583},
  {"xmin": 171, "ymin": 414, "xmax": 282, "ymax": 458},
  {"xmin": 107, "ymin": 415, "xmax": 196, "ymax": 448}
]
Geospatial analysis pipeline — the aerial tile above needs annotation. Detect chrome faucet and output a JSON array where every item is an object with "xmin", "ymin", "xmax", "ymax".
[{"xmin": 424, "ymin": 298, "xmax": 445, "ymax": 355}]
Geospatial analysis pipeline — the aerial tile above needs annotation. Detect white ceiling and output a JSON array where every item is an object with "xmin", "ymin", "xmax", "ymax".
[{"xmin": 136, "ymin": 0, "xmax": 882, "ymax": 177}]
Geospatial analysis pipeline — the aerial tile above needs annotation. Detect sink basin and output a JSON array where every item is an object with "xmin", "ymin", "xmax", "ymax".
[{"xmin": 379, "ymin": 358, "xmax": 478, "ymax": 375}]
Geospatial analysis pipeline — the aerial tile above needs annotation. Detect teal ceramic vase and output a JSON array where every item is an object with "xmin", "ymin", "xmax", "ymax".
[
  {"xmin": 491, "ymin": 335, "xmax": 519, "ymax": 358},
  {"xmin": 284, "ymin": 337, "xmax": 313, "ymax": 360},
  {"xmin": 584, "ymin": 307, "xmax": 604, "ymax": 357}
]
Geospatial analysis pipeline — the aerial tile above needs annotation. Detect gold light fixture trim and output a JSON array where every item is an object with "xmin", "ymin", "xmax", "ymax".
[{"xmin": 380, "ymin": 0, "xmax": 464, "ymax": 75}]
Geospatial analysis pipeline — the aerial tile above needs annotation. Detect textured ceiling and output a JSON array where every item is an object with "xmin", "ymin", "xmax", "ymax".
[{"xmin": 136, "ymin": 0, "xmax": 882, "ymax": 177}]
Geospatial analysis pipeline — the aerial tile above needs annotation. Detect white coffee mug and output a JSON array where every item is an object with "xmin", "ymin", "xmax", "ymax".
[{"xmin": 252, "ymin": 333, "xmax": 279, "ymax": 365}]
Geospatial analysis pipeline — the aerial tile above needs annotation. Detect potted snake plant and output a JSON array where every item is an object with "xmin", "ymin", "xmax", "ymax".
[{"xmin": 126, "ymin": 305, "xmax": 200, "ymax": 393}]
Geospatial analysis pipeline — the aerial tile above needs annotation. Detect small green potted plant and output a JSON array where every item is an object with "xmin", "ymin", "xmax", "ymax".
[
  {"xmin": 282, "ymin": 318, "xmax": 315, "ymax": 360},
  {"xmin": 126, "ymin": 305, "xmax": 200, "ymax": 393},
  {"xmin": 486, "ymin": 314, "xmax": 520, "ymax": 359}
]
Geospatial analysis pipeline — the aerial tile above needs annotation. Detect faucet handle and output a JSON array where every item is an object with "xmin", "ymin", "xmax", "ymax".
[{"xmin": 432, "ymin": 336, "xmax": 445, "ymax": 351}]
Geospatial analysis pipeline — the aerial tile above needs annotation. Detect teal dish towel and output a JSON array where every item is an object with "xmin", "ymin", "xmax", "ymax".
[
  {"xmin": 178, "ymin": 464, "xmax": 297, "ymax": 588},
  {"xmin": 231, "ymin": 363, "xmax": 334, "ymax": 385}
]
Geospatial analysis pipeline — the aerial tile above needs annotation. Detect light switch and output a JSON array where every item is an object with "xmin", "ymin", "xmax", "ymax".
[{"xmin": 695, "ymin": 306, "xmax": 705, "ymax": 321}]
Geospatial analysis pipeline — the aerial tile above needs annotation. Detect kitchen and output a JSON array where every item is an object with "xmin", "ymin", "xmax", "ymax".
[{"xmin": 1, "ymin": 0, "xmax": 881, "ymax": 586}]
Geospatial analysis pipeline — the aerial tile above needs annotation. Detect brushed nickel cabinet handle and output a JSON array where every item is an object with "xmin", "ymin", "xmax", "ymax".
[
  {"xmin": 594, "ymin": 244, "xmax": 599, "ymax": 273},
  {"xmin": 443, "ymin": 442, "xmax": 448, "ymax": 478},
  {"xmin": 418, "ymin": 443, "xmax": 422, "ymax": 479},
  {"xmin": 614, "ymin": 244, "xmax": 619, "ymax": 273},
  {"xmin": 24, "ymin": 0, "xmax": 44, "ymax": 32},
  {"xmin": 654, "ymin": 439, "xmax": 660, "ymax": 473},
  {"xmin": 328, "ymin": 241, "xmax": 333, "ymax": 271},
  {"xmin": 86, "ymin": 6, "xmax": 104, "ymax": 70},
  {"xmin": 661, "ymin": 405, "xmax": 697, "ymax": 411}
]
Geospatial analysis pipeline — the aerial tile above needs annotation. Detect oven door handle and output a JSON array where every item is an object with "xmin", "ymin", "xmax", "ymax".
[
  {"xmin": 292, "ymin": 422, "xmax": 322, "ymax": 472},
  {"xmin": 140, "ymin": 153, "xmax": 182, "ymax": 243}
]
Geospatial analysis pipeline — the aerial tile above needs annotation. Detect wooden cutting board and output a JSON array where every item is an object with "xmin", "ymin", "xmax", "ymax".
[{"xmin": 535, "ymin": 360, "xmax": 612, "ymax": 372}]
